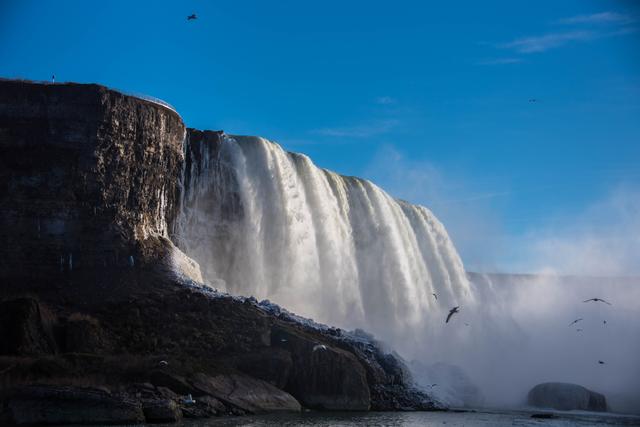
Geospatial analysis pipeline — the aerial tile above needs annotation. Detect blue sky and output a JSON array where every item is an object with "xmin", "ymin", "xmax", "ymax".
[{"xmin": 1, "ymin": 0, "xmax": 639, "ymax": 273}]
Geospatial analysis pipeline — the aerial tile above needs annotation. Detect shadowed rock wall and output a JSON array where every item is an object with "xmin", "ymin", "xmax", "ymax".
[{"xmin": 0, "ymin": 80, "xmax": 185, "ymax": 288}]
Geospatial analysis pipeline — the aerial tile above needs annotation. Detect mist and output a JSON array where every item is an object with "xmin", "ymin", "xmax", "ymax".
[{"xmin": 365, "ymin": 145, "xmax": 640, "ymax": 413}]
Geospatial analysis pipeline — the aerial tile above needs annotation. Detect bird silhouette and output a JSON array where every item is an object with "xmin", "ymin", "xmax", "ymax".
[
  {"xmin": 603, "ymin": 320, "xmax": 607, "ymax": 325},
  {"xmin": 446, "ymin": 306, "xmax": 460, "ymax": 323},
  {"xmin": 584, "ymin": 298, "xmax": 612, "ymax": 305},
  {"xmin": 598, "ymin": 360, "xmax": 605, "ymax": 365},
  {"xmin": 576, "ymin": 328, "xmax": 583, "ymax": 332},
  {"xmin": 432, "ymin": 293, "xmax": 438, "ymax": 300},
  {"xmin": 528, "ymin": 98, "xmax": 539, "ymax": 103},
  {"xmin": 187, "ymin": 13, "xmax": 197, "ymax": 21},
  {"xmin": 569, "ymin": 318, "xmax": 583, "ymax": 326}
]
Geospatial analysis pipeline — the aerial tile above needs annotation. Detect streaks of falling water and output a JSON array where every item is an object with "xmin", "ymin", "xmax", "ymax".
[{"xmin": 175, "ymin": 134, "xmax": 473, "ymax": 342}]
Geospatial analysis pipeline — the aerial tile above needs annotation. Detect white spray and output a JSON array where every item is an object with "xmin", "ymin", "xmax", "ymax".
[{"xmin": 175, "ymin": 134, "xmax": 474, "ymax": 347}]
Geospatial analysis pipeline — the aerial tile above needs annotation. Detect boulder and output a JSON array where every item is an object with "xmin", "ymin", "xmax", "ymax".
[
  {"xmin": 528, "ymin": 382, "xmax": 607, "ymax": 412},
  {"xmin": 273, "ymin": 325, "xmax": 370, "ymax": 410},
  {"xmin": 190, "ymin": 372, "xmax": 301, "ymax": 414},
  {"xmin": 4, "ymin": 385, "xmax": 145, "ymax": 425}
]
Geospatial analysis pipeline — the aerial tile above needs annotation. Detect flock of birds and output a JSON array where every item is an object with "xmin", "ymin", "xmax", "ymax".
[
  {"xmin": 441, "ymin": 296, "xmax": 613, "ymax": 366},
  {"xmin": 570, "ymin": 298, "xmax": 612, "ymax": 365}
]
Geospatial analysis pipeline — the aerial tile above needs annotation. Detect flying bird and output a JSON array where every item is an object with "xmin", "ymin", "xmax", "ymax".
[
  {"xmin": 584, "ymin": 298, "xmax": 612, "ymax": 305},
  {"xmin": 313, "ymin": 344, "xmax": 327, "ymax": 352},
  {"xmin": 187, "ymin": 13, "xmax": 197, "ymax": 21},
  {"xmin": 446, "ymin": 306, "xmax": 460, "ymax": 323},
  {"xmin": 569, "ymin": 318, "xmax": 583, "ymax": 326},
  {"xmin": 603, "ymin": 320, "xmax": 607, "ymax": 325},
  {"xmin": 598, "ymin": 360, "xmax": 605, "ymax": 365},
  {"xmin": 576, "ymin": 328, "xmax": 583, "ymax": 332},
  {"xmin": 432, "ymin": 293, "xmax": 438, "ymax": 300},
  {"xmin": 528, "ymin": 98, "xmax": 538, "ymax": 103}
]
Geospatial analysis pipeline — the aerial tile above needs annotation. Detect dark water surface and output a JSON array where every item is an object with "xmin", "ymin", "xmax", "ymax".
[{"xmin": 178, "ymin": 409, "xmax": 640, "ymax": 427}]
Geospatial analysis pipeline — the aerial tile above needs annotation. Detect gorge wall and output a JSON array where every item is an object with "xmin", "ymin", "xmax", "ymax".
[
  {"xmin": 0, "ymin": 79, "xmax": 189, "ymax": 296},
  {"xmin": 0, "ymin": 80, "xmax": 441, "ymax": 423}
]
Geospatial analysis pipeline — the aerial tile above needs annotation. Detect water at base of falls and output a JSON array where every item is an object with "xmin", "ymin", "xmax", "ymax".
[{"xmin": 175, "ymin": 133, "xmax": 473, "ymax": 347}]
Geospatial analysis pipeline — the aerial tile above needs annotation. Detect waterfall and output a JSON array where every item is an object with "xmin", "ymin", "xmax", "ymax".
[{"xmin": 175, "ymin": 133, "xmax": 474, "ymax": 343}]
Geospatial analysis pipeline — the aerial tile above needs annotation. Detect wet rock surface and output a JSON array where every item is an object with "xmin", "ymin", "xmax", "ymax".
[{"xmin": 0, "ymin": 79, "xmax": 185, "ymax": 290}]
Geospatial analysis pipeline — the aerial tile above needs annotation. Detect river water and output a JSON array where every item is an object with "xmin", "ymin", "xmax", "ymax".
[{"xmin": 181, "ymin": 409, "xmax": 640, "ymax": 427}]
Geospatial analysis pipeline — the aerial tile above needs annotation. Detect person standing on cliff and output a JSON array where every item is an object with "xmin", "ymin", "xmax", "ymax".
[{"xmin": 51, "ymin": 74, "xmax": 55, "ymax": 84}]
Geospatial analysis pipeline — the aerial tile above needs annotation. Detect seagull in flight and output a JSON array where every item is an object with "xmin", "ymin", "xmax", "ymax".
[
  {"xmin": 446, "ymin": 306, "xmax": 460, "ymax": 323},
  {"xmin": 432, "ymin": 293, "xmax": 438, "ymax": 300},
  {"xmin": 313, "ymin": 344, "xmax": 327, "ymax": 352},
  {"xmin": 598, "ymin": 360, "xmax": 605, "ymax": 365},
  {"xmin": 569, "ymin": 318, "xmax": 583, "ymax": 326},
  {"xmin": 187, "ymin": 13, "xmax": 197, "ymax": 21},
  {"xmin": 528, "ymin": 98, "xmax": 539, "ymax": 103},
  {"xmin": 584, "ymin": 298, "xmax": 612, "ymax": 305}
]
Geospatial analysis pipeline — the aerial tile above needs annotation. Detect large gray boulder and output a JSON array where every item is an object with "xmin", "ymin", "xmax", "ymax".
[
  {"xmin": 190, "ymin": 372, "xmax": 301, "ymax": 414},
  {"xmin": 528, "ymin": 382, "xmax": 607, "ymax": 412}
]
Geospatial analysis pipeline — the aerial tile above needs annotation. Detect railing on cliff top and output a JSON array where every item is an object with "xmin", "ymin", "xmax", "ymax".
[
  {"xmin": 1, "ymin": 77, "xmax": 180, "ymax": 117},
  {"xmin": 119, "ymin": 90, "xmax": 179, "ymax": 116}
]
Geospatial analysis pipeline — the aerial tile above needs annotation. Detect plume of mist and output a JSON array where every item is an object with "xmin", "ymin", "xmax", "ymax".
[{"xmin": 365, "ymin": 146, "xmax": 640, "ymax": 413}]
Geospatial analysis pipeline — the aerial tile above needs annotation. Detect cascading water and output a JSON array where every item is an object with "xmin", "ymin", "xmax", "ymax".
[{"xmin": 175, "ymin": 132, "xmax": 474, "ymax": 347}]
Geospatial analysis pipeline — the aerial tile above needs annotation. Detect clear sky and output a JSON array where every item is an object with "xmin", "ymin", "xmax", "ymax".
[{"xmin": 2, "ymin": 0, "xmax": 639, "ymax": 274}]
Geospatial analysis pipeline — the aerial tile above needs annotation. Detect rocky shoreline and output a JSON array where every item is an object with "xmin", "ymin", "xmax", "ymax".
[{"xmin": 0, "ymin": 79, "xmax": 441, "ymax": 424}]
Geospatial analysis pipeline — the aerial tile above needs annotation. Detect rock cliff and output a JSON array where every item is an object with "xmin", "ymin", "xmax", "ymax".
[{"xmin": 0, "ymin": 79, "xmax": 440, "ymax": 424}]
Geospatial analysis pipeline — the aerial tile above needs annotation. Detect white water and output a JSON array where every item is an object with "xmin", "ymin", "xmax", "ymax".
[
  {"xmin": 173, "ymin": 134, "xmax": 640, "ymax": 413},
  {"xmin": 175, "ymin": 134, "xmax": 474, "ymax": 345}
]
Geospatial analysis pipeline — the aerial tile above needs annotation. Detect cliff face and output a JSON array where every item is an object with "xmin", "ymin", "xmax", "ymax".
[
  {"xmin": 0, "ymin": 79, "xmax": 185, "ymax": 287},
  {"xmin": 0, "ymin": 80, "xmax": 440, "ymax": 424}
]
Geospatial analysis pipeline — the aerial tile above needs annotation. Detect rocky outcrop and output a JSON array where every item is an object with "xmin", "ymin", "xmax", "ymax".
[
  {"xmin": 190, "ymin": 372, "xmax": 301, "ymax": 413},
  {"xmin": 528, "ymin": 382, "xmax": 607, "ymax": 412},
  {"xmin": 0, "ymin": 80, "xmax": 441, "ymax": 423},
  {"xmin": 271, "ymin": 325, "xmax": 370, "ymax": 410}
]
